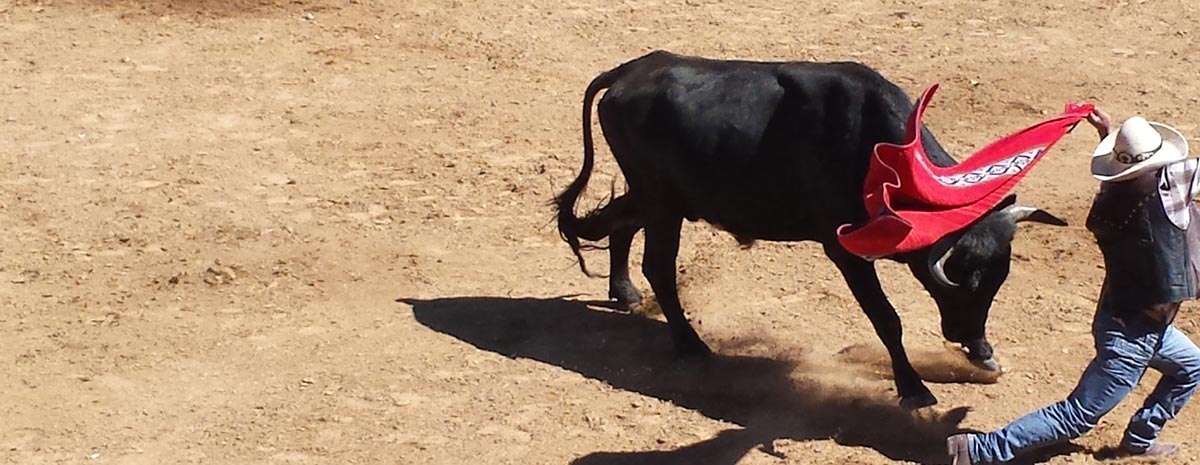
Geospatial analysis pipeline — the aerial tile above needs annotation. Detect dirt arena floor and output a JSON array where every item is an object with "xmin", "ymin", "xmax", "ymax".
[{"xmin": 2, "ymin": 0, "xmax": 1199, "ymax": 463}]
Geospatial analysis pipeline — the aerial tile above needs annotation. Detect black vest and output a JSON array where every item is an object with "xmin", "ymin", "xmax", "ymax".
[{"xmin": 1086, "ymin": 171, "xmax": 1200, "ymax": 316}]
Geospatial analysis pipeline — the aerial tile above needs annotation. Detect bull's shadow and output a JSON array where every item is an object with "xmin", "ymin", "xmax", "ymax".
[{"xmin": 404, "ymin": 296, "xmax": 1074, "ymax": 465}]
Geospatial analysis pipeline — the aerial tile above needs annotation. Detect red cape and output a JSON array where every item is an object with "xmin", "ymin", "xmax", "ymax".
[{"xmin": 835, "ymin": 84, "xmax": 1093, "ymax": 258}]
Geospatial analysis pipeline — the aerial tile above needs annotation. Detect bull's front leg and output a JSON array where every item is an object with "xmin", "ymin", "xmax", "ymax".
[{"xmin": 824, "ymin": 244, "xmax": 936, "ymax": 409}]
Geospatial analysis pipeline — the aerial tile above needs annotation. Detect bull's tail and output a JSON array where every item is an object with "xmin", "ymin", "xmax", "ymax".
[{"xmin": 554, "ymin": 66, "xmax": 628, "ymax": 277}]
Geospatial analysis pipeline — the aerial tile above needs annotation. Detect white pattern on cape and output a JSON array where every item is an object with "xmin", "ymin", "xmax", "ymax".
[{"xmin": 934, "ymin": 146, "xmax": 1046, "ymax": 187}]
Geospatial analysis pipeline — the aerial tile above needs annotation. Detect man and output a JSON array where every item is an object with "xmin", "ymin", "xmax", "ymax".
[{"xmin": 947, "ymin": 109, "xmax": 1200, "ymax": 464}]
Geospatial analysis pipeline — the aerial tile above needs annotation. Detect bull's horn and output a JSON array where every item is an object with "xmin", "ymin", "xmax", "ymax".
[
  {"xmin": 1001, "ymin": 204, "xmax": 1068, "ymax": 226},
  {"xmin": 931, "ymin": 246, "xmax": 959, "ymax": 288}
]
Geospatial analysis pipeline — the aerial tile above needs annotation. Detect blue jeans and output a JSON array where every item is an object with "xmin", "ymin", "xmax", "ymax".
[{"xmin": 969, "ymin": 309, "xmax": 1200, "ymax": 463}]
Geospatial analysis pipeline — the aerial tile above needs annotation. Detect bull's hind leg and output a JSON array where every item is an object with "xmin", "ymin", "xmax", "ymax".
[
  {"xmin": 824, "ymin": 244, "xmax": 936, "ymax": 409},
  {"xmin": 642, "ymin": 215, "xmax": 711, "ymax": 356},
  {"xmin": 568, "ymin": 191, "xmax": 643, "ymax": 310},
  {"xmin": 608, "ymin": 225, "xmax": 643, "ymax": 310}
]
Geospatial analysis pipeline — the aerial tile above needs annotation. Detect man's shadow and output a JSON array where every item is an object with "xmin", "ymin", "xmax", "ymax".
[{"xmin": 403, "ymin": 296, "xmax": 1081, "ymax": 465}]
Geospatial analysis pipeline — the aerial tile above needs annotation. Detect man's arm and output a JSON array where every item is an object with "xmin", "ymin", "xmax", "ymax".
[{"xmin": 1087, "ymin": 108, "xmax": 1113, "ymax": 140}]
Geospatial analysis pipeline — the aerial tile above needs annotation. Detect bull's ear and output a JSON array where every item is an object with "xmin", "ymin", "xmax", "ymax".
[{"xmin": 1001, "ymin": 204, "xmax": 1069, "ymax": 226}]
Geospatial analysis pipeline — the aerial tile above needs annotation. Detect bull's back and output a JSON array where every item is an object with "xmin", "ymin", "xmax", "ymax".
[{"xmin": 596, "ymin": 52, "xmax": 911, "ymax": 241}]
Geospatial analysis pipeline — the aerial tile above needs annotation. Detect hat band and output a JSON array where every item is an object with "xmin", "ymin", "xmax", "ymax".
[{"xmin": 1114, "ymin": 139, "xmax": 1164, "ymax": 164}]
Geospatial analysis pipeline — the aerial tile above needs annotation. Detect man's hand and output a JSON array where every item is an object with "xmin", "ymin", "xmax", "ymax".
[{"xmin": 1087, "ymin": 108, "xmax": 1113, "ymax": 140}]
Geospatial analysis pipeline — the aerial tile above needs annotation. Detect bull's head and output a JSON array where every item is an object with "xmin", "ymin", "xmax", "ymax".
[{"xmin": 909, "ymin": 194, "xmax": 1067, "ymax": 372}]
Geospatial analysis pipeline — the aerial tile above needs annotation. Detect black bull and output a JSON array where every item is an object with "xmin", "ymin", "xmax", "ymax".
[{"xmin": 554, "ymin": 51, "xmax": 1067, "ymax": 409}]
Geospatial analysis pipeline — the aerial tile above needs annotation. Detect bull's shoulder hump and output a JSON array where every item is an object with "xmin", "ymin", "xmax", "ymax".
[
  {"xmin": 773, "ymin": 62, "xmax": 895, "ymax": 91},
  {"xmin": 774, "ymin": 62, "xmax": 914, "ymax": 115}
]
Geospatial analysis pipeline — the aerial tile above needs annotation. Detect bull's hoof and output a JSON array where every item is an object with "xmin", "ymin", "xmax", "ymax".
[
  {"xmin": 611, "ymin": 298, "xmax": 641, "ymax": 314},
  {"xmin": 609, "ymin": 286, "xmax": 643, "ymax": 313},
  {"xmin": 970, "ymin": 357, "xmax": 1001, "ymax": 372},
  {"xmin": 899, "ymin": 390, "xmax": 938, "ymax": 410}
]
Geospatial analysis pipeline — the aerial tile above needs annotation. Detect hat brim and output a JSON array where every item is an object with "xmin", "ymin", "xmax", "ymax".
[{"xmin": 1091, "ymin": 122, "xmax": 1191, "ymax": 182}]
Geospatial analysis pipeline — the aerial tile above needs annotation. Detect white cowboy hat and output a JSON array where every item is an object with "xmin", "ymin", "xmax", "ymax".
[{"xmin": 1091, "ymin": 116, "xmax": 1189, "ymax": 182}]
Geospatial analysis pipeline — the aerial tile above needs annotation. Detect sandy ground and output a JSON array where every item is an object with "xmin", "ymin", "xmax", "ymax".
[{"xmin": 2, "ymin": 0, "xmax": 1200, "ymax": 464}]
